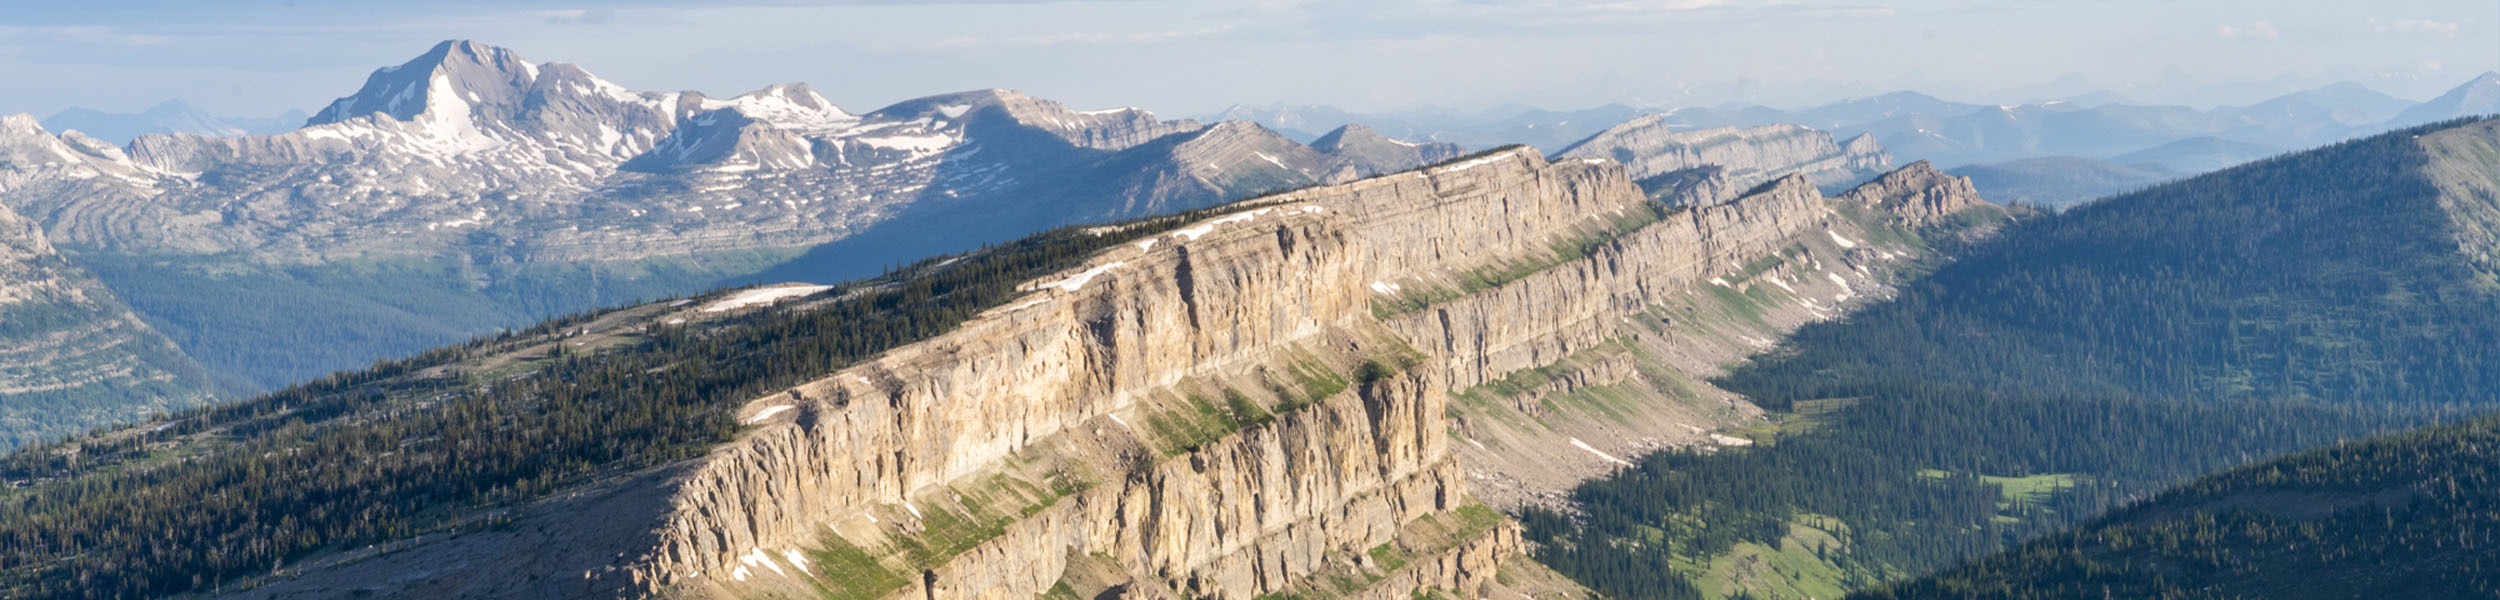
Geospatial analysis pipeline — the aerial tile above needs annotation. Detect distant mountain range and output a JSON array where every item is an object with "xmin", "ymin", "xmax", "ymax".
[
  {"xmin": 0, "ymin": 39, "xmax": 1883, "ymax": 446},
  {"xmin": 1215, "ymin": 71, "xmax": 2500, "ymax": 208},
  {"xmin": 39, "ymin": 100, "xmax": 306, "ymax": 146},
  {"xmin": 0, "ymin": 40, "xmax": 1473, "ymax": 425}
]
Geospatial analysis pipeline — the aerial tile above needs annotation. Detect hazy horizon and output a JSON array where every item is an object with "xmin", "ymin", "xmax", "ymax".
[{"xmin": 3, "ymin": 0, "xmax": 2492, "ymax": 121}]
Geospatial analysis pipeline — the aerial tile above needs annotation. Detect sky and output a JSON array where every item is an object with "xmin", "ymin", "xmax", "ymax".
[{"xmin": 0, "ymin": 0, "xmax": 2492, "ymax": 120}]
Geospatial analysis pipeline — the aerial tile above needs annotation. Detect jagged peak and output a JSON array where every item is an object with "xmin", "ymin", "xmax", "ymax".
[
  {"xmin": 1841, "ymin": 132, "xmax": 1882, "ymax": 151},
  {"xmin": 0, "ymin": 113, "xmax": 44, "ymax": 134},
  {"xmin": 307, "ymin": 40, "xmax": 541, "ymax": 126},
  {"xmin": 696, "ymin": 82, "xmax": 853, "ymax": 131},
  {"xmin": 1874, "ymin": 159, "xmax": 1945, "ymax": 180},
  {"xmin": 1201, "ymin": 119, "xmax": 1277, "ymax": 136},
  {"xmin": 1309, "ymin": 123, "xmax": 1387, "ymax": 150}
]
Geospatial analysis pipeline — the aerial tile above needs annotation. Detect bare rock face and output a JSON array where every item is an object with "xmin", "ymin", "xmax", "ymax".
[
  {"xmin": 1638, "ymin": 165, "xmax": 1744, "ymax": 206},
  {"xmin": 221, "ymin": 149, "xmax": 2002, "ymax": 599},
  {"xmin": 1559, "ymin": 118, "xmax": 1893, "ymax": 189},
  {"xmin": 1310, "ymin": 124, "xmax": 1466, "ymax": 173},
  {"xmin": 1841, "ymin": 159, "xmax": 1987, "ymax": 225}
]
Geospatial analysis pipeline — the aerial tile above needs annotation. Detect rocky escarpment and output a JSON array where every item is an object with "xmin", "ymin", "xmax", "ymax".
[
  {"xmin": 1560, "ymin": 119, "xmax": 1892, "ymax": 193},
  {"xmin": 632, "ymin": 150, "xmax": 1640, "ymax": 599},
  {"xmin": 629, "ymin": 148, "xmax": 1996, "ymax": 593},
  {"xmin": 217, "ymin": 146, "xmax": 1996, "ymax": 599},
  {"xmin": 1362, "ymin": 156, "xmax": 2002, "ymax": 511},
  {"xmin": 0, "ymin": 194, "xmax": 217, "ymax": 449},
  {"xmin": 1842, "ymin": 159, "xmax": 1986, "ymax": 224}
]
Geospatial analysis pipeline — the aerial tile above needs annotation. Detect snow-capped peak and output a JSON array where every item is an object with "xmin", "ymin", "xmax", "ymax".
[
  {"xmin": 307, "ymin": 40, "xmax": 540, "ymax": 126},
  {"xmin": 700, "ymin": 83, "xmax": 855, "ymax": 132}
]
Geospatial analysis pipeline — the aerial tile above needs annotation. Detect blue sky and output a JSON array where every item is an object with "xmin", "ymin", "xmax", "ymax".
[{"xmin": 1, "ymin": 0, "xmax": 2492, "ymax": 119}]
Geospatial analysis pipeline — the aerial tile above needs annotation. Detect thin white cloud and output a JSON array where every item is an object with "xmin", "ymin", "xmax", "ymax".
[
  {"xmin": 904, "ymin": 25, "xmax": 1236, "ymax": 51},
  {"xmin": 2368, "ymin": 18, "xmax": 2459, "ymax": 36},
  {"xmin": 2215, "ymin": 20, "xmax": 2278, "ymax": 40},
  {"xmin": 0, "ymin": 26, "xmax": 174, "ymax": 46}
]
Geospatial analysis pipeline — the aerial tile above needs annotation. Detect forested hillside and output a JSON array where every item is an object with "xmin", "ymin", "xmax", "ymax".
[
  {"xmin": 1860, "ymin": 414, "xmax": 2500, "ymax": 599},
  {"xmin": 1526, "ymin": 116, "xmax": 2500, "ymax": 599}
]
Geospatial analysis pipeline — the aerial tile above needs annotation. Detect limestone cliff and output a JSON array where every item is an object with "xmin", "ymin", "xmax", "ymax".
[
  {"xmin": 223, "ymin": 147, "xmax": 1998, "ymax": 599},
  {"xmin": 1841, "ymin": 159, "xmax": 1986, "ymax": 225},
  {"xmin": 1559, "ymin": 119, "xmax": 1893, "ymax": 191}
]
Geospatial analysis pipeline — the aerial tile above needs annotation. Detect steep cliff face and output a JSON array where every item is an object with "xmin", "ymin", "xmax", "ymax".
[
  {"xmin": 1559, "ymin": 119, "xmax": 1893, "ymax": 191},
  {"xmin": 635, "ymin": 150, "xmax": 1639, "ymax": 599},
  {"xmin": 218, "ymin": 147, "xmax": 1997, "ymax": 599},
  {"xmin": 1841, "ymin": 159, "xmax": 1988, "ymax": 225}
]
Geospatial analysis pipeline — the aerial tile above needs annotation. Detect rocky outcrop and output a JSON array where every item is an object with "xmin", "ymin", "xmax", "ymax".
[
  {"xmin": 1559, "ymin": 119, "xmax": 1892, "ymax": 190},
  {"xmin": 1310, "ymin": 124, "xmax": 1466, "ymax": 174},
  {"xmin": 1841, "ymin": 159, "xmax": 1986, "ymax": 225},
  {"xmin": 632, "ymin": 149, "xmax": 1633, "ymax": 598},
  {"xmin": 215, "ymin": 146, "xmax": 1998, "ymax": 599},
  {"xmin": 619, "ymin": 149, "xmax": 1991, "ymax": 597},
  {"xmin": 1637, "ymin": 165, "xmax": 1744, "ymax": 206}
]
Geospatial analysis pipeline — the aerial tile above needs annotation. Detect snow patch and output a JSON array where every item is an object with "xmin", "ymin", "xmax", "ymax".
[
  {"xmin": 703, "ymin": 285, "xmax": 833, "ymax": 313},
  {"xmin": 744, "ymin": 405, "xmax": 794, "ymax": 425},
  {"xmin": 1710, "ymin": 434, "xmax": 1754, "ymax": 447},
  {"xmin": 937, "ymin": 104, "xmax": 972, "ymax": 119},
  {"xmin": 1438, "ymin": 153, "xmax": 1512, "ymax": 173},
  {"xmin": 1254, "ymin": 151, "xmax": 1289, "ymax": 169},
  {"xmin": 783, "ymin": 549, "xmax": 812, "ymax": 575},
  {"xmin": 1170, "ymin": 209, "xmax": 1265, "ymax": 241},
  {"xmin": 1825, "ymin": 230, "xmax": 1859, "ymax": 249},
  {"xmin": 1000, "ymin": 296, "xmax": 1053, "ymax": 312},
  {"xmin": 1037, "ymin": 261, "xmax": 1125, "ymax": 292},
  {"xmin": 857, "ymin": 133, "xmax": 956, "ymax": 154},
  {"xmin": 739, "ymin": 547, "xmax": 787, "ymax": 577},
  {"xmin": 1709, "ymin": 277, "xmax": 1733, "ymax": 288},
  {"xmin": 1570, "ymin": 438, "xmax": 1636, "ymax": 468}
]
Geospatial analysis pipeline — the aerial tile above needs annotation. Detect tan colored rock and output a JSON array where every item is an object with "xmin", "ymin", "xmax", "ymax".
[
  {"xmin": 1841, "ymin": 159, "xmax": 1987, "ymax": 225},
  {"xmin": 1559, "ymin": 119, "xmax": 1892, "ymax": 189},
  {"xmin": 224, "ymin": 148, "xmax": 1999, "ymax": 600}
]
